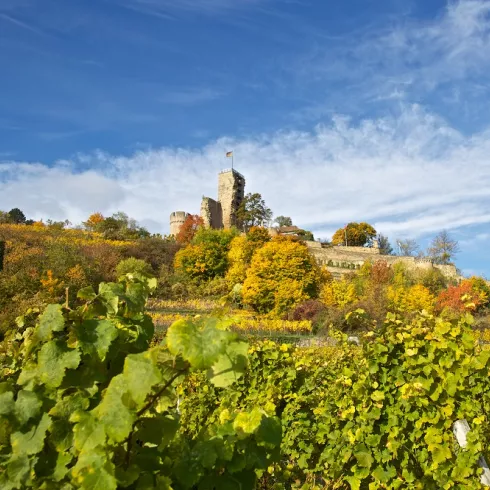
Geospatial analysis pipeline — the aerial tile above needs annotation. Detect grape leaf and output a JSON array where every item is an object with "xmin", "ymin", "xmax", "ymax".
[
  {"xmin": 167, "ymin": 318, "xmax": 232, "ymax": 369},
  {"xmin": 71, "ymin": 319, "xmax": 118, "ymax": 361},
  {"xmin": 71, "ymin": 447, "xmax": 117, "ymax": 490},
  {"xmin": 207, "ymin": 340, "xmax": 248, "ymax": 388},
  {"xmin": 73, "ymin": 412, "xmax": 106, "ymax": 452},
  {"xmin": 11, "ymin": 412, "xmax": 51, "ymax": 455},
  {"xmin": 37, "ymin": 341, "xmax": 81, "ymax": 388},
  {"xmin": 37, "ymin": 304, "xmax": 65, "ymax": 341},
  {"xmin": 123, "ymin": 351, "xmax": 162, "ymax": 407},
  {"xmin": 14, "ymin": 390, "xmax": 42, "ymax": 425},
  {"xmin": 93, "ymin": 375, "xmax": 135, "ymax": 442},
  {"xmin": 0, "ymin": 392, "xmax": 14, "ymax": 415}
]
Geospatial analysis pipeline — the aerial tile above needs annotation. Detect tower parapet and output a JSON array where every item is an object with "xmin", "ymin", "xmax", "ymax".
[{"xmin": 169, "ymin": 211, "xmax": 189, "ymax": 236}]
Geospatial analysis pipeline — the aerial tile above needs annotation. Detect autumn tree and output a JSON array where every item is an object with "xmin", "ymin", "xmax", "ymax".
[
  {"xmin": 427, "ymin": 230, "xmax": 460, "ymax": 265},
  {"xmin": 236, "ymin": 193, "xmax": 273, "ymax": 232},
  {"xmin": 83, "ymin": 212, "xmax": 105, "ymax": 231},
  {"xmin": 226, "ymin": 227, "xmax": 271, "ymax": 285},
  {"xmin": 331, "ymin": 222, "xmax": 377, "ymax": 247},
  {"xmin": 242, "ymin": 238, "xmax": 321, "ymax": 316},
  {"xmin": 174, "ymin": 228, "xmax": 238, "ymax": 282},
  {"xmin": 396, "ymin": 238, "xmax": 420, "ymax": 257},
  {"xmin": 176, "ymin": 214, "xmax": 204, "ymax": 244},
  {"xmin": 275, "ymin": 216, "xmax": 293, "ymax": 227}
]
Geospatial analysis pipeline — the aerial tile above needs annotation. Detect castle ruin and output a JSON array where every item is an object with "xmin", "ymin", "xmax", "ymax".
[
  {"xmin": 169, "ymin": 211, "xmax": 190, "ymax": 236},
  {"xmin": 170, "ymin": 168, "xmax": 246, "ymax": 234}
]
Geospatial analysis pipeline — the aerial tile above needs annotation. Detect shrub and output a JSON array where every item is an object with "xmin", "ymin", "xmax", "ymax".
[{"xmin": 115, "ymin": 257, "xmax": 154, "ymax": 278}]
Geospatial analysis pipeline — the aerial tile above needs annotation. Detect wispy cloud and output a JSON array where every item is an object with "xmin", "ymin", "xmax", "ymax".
[
  {"xmin": 0, "ymin": 12, "xmax": 46, "ymax": 36},
  {"xmin": 292, "ymin": 0, "xmax": 490, "ymax": 121},
  {"xmin": 158, "ymin": 88, "xmax": 224, "ymax": 105},
  {"xmin": 1, "ymin": 104, "xmax": 489, "ymax": 247}
]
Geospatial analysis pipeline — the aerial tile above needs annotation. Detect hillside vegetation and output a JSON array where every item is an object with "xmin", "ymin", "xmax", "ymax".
[{"xmin": 1, "ymin": 214, "xmax": 490, "ymax": 488}]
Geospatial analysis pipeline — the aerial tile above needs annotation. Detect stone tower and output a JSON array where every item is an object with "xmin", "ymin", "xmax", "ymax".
[
  {"xmin": 169, "ymin": 211, "xmax": 189, "ymax": 236},
  {"xmin": 218, "ymin": 169, "xmax": 245, "ymax": 229}
]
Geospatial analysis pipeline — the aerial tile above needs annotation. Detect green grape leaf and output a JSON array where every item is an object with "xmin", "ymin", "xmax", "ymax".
[
  {"xmin": 345, "ymin": 475, "xmax": 361, "ymax": 490},
  {"xmin": 71, "ymin": 319, "xmax": 118, "ymax": 361},
  {"xmin": 98, "ymin": 283, "xmax": 123, "ymax": 316},
  {"xmin": 354, "ymin": 447, "xmax": 373, "ymax": 469},
  {"xmin": 123, "ymin": 350, "xmax": 162, "ymax": 407},
  {"xmin": 37, "ymin": 341, "xmax": 81, "ymax": 388},
  {"xmin": 207, "ymin": 340, "xmax": 248, "ymax": 388},
  {"xmin": 53, "ymin": 451, "xmax": 73, "ymax": 481},
  {"xmin": 0, "ymin": 391, "xmax": 14, "ymax": 415},
  {"xmin": 50, "ymin": 392, "xmax": 90, "ymax": 418},
  {"xmin": 7, "ymin": 454, "xmax": 31, "ymax": 487},
  {"xmin": 255, "ymin": 416, "xmax": 282, "ymax": 447},
  {"xmin": 37, "ymin": 304, "xmax": 65, "ymax": 341},
  {"xmin": 136, "ymin": 415, "xmax": 179, "ymax": 448},
  {"xmin": 167, "ymin": 318, "xmax": 232, "ymax": 369},
  {"xmin": 77, "ymin": 286, "xmax": 97, "ymax": 301},
  {"xmin": 11, "ymin": 412, "xmax": 51, "ymax": 455},
  {"xmin": 72, "ymin": 412, "xmax": 106, "ymax": 452},
  {"xmin": 14, "ymin": 390, "xmax": 42, "ymax": 425},
  {"xmin": 93, "ymin": 375, "xmax": 135, "ymax": 442},
  {"xmin": 72, "ymin": 447, "xmax": 117, "ymax": 490}
]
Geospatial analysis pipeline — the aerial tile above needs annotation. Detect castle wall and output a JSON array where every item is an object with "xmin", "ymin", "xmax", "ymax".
[
  {"xmin": 218, "ymin": 169, "xmax": 245, "ymax": 229},
  {"xmin": 169, "ymin": 211, "xmax": 189, "ymax": 236},
  {"xmin": 305, "ymin": 242, "xmax": 459, "ymax": 279},
  {"xmin": 200, "ymin": 197, "xmax": 222, "ymax": 229}
]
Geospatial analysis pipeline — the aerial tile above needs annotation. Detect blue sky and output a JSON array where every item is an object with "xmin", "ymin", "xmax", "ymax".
[{"xmin": 0, "ymin": 0, "xmax": 489, "ymax": 276}]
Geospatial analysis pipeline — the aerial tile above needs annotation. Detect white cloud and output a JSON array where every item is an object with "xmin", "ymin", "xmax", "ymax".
[{"xmin": 1, "ymin": 104, "xmax": 489, "ymax": 244}]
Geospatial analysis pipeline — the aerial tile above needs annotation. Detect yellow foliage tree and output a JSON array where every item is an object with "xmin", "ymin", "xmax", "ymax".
[
  {"xmin": 320, "ymin": 279, "xmax": 358, "ymax": 308},
  {"xmin": 225, "ymin": 227, "xmax": 271, "ymax": 286},
  {"xmin": 242, "ymin": 238, "xmax": 321, "ymax": 316},
  {"xmin": 83, "ymin": 212, "xmax": 105, "ymax": 231},
  {"xmin": 387, "ymin": 284, "xmax": 435, "ymax": 313}
]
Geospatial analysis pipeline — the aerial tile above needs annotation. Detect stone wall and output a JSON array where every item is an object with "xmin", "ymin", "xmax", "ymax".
[
  {"xmin": 200, "ymin": 197, "xmax": 222, "ymax": 229},
  {"xmin": 169, "ymin": 211, "xmax": 189, "ymax": 236},
  {"xmin": 218, "ymin": 169, "xmax": 245, "ymax": 229},
  {"xmin": 305, "ymin": 241, "xmax": 459, "ymax": 279}
]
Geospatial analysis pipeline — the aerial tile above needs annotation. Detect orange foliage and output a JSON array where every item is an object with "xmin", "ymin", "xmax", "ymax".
[
  {"xmin": 84, "ymin": 212, "xmax": 105, "ymax": 230},
  {"xmin": 436, "ymin": 279, "xmax": 488, "ymax": 314},
  {"xmin": 176, "ymin": 214, "xmax": 204, "ymax": 244}
]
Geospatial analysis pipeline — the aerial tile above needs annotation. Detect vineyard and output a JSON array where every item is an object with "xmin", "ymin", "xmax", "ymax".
[
  {"xmin": 1, "ymin": 221, "xmax": 490, "ymax": 488},
  {"xmin": 1, "ymin": 273, "xmax": 490, "ymax": 488}
]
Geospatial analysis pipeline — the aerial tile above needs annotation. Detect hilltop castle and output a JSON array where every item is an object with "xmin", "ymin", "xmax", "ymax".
[
  {"xmin": 170, "ymin": 168, "xmax": 459, "ymax": 280},
  {"xmin": 170, "ymin": 168, "xmax": 245, "ymax": 235}
]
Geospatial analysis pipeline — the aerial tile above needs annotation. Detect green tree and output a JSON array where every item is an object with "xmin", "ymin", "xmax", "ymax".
[
  {"xmin": 7, "ymin": 208, "xmax": 26, "ymax": 224},
  {"xmin": 236, "ymin": 193, "xmax": 273, "ymax": 232},
  {"xmin": 174, "ymin": 228, "xmax": 238, "ymax": 282},
  {"xmin": 332, "ymin": 222, "xmax": 377, "ymax": 247},
  {"xmin": 378, "ymin": 234, "xmax": 394, "ymax": 255},
  {"xmin": 427, "ymin": 230, "xmax": 460, "ymax": 265},
  {"xmin": 275, "ymin": 216, "xmax": 293, "ymax": 227}
]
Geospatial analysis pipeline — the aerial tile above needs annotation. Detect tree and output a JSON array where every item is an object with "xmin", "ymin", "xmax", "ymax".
[
  {"xmin": 242, "ymin": 238, "xmax": 321, "ymax": 315},
  {"xmin": 236, "ymin": 193, "xmax": 273, "ymax": 232},
  {"xmin": 427, "ymin": 230, "xmax": 460, "ymax": 265},
  {"xmin": 83, "ymin": 212, "xmax": 105, "ymax": 231},
  {"xmin": 377, "ymin": 234, "xmax": 394, "ymax": 255},
  {"xmin": 275, "ymin": 216, "xmax": 293, "ymax": 227},
  {"xmin": 176, "ymin": 214, "xmax": 203, "ymax": 244},
  {"xmin": 297, "ymin": 229, "xmax": 315, "ymax": 241},
  {"xmin": 332, "ymin": 222, "xmax": 377, "ymax": 247},
  {"xmin": 396, "ymin": 238, "xmax": 420, "ymax": 257},
  {"xmin": 226, "ymin": 227, "xmax": 271, "ymax": 285},
  {"xmin": 174, "ymin": 228, "xmax": 238, "ymax": 282},
  {"xmin": 7, "ymin": 208, "xmax": 26, "ymax": 224}
]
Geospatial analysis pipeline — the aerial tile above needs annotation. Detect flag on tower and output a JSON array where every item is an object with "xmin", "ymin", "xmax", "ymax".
[{"xmin": 226, "ymin": 151, "xmax": 233, "ymax": 157}]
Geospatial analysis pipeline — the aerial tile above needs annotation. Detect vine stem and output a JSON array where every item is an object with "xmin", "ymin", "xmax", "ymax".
[{"xmin": 124, "ymin": 367, "xmax": 188, "ymax": 469}]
